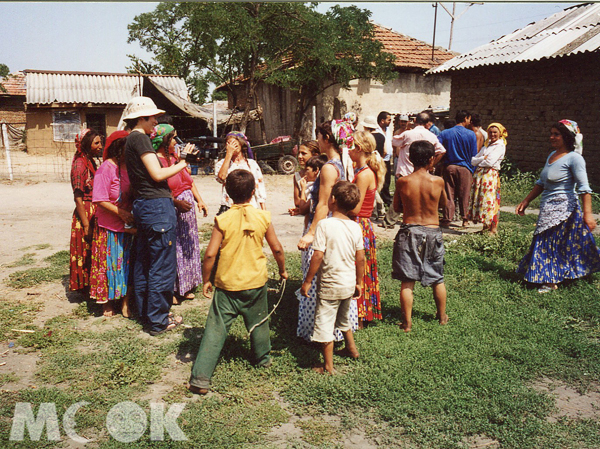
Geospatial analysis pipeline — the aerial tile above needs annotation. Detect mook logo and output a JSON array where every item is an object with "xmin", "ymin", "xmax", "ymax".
[{"xmin": 9, "ymin": 401, "xmax": 188, "ymax": 443}]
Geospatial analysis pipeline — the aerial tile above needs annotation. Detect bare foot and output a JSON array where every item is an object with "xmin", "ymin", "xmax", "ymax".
[
  {"xmin": 357, "ymin": 320, "xmax": 364, "ymax": 330},
  {"xmin": 184, "ymin": 291, "xmax": 195, "ymax": 300},
  {"xmin": 172, "ymin": 295, "xmax": 181, "ymax": 305},
  {"xmin": 438, "ymin": 314, "xmax": 449, "ymax": 325},
  {"xmin": 102, "ymin": 303, "xmax": 115, "ymax": 317},
  {"xmin": 397, "ymin": 321, "xmax": 412, "ymax": 332},
  {"xmin": 335, "ymin": 347, "xmax": 359, "ymax": 359},
  {"xmin": 121, "ymin": 296, "xmax": 131, "ymax": 318},
  {"xmin": 312, "ymin": 366, "xmax": 335, "ymax": 375}
]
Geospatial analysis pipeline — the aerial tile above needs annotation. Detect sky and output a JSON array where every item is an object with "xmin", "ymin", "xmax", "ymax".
[{"xmin": 0, "ymin": 2, "xmax": 577, "ymax": 75}]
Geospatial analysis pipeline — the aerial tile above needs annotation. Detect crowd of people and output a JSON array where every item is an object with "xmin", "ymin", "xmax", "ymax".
[{"xmin": 68, "ymin": 96, "xmax": 600, "ymax": 393}]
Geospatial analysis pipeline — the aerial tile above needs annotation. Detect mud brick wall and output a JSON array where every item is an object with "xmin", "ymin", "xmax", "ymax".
[
  {"xmin": 0, "ymin": 96, "xmax": 26, "ymax": 124},
  {"xmin": 448, "ymin": 52, "xmax": 600, "ymax": 184}
]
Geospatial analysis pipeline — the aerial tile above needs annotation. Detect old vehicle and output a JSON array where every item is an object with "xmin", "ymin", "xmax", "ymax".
[{"xmin": 252, "ymin": 138, "xmax": 298, "ymax": 175}]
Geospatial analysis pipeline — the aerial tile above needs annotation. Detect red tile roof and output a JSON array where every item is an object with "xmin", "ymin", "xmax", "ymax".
[
  {"xmin": 0, "ymin": 72, "xmax": 26, "ymax": 96},
  {"xmin": 372, "ymin": 23, "xmax": 458, "ymax": 70}
]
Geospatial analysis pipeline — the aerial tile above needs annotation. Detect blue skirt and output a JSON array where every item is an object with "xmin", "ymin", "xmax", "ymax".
[{"xmin": 517, "ymin": 204, "xmax": 600, "ymax": 284}]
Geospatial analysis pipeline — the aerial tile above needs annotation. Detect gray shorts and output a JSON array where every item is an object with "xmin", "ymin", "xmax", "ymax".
[{"xmin": 392, "ymin": 224, "xmax": 445, "ymax": 287}]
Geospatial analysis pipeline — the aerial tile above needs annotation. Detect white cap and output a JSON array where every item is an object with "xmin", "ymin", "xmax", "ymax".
[
  {"xmin": 360, "ymin": 116, "xmax": 378, "ymax": 129},
  {"xmin": 399, "ymin": 114, "xmax": 409, "ymax": 121},
  {"xmin": 123, "ymin": 96, "xmax": 165, "ymax": 120}
]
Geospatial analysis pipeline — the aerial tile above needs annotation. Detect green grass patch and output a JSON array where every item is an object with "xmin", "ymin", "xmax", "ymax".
[
  {"xmin": 6, "ymin": 251, "xmax": 69, "ymax": 289},
  {"xmin": 6, "ymin": 253, "xmax": 36, "ymax": 268},
  {"xmin": 0, "ymin": 301, "xmax": 41, "ymax": 340}
]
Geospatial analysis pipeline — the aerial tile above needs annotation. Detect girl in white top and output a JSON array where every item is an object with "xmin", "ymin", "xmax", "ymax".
[
  {"xmin": 215, "ymin": 132, "xmax": 266, "ymax": 214},
  {"xmin": 468, "ymin": 123, "xmax": 507, "ymax": 234}
]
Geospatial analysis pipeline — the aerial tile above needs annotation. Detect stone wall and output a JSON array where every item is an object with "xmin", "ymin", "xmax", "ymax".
[{"xmin": 448, "ymin": 52, "xmax": 600, "ymax": 181}]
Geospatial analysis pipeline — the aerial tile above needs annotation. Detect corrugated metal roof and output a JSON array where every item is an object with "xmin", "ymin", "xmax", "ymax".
[
  {"xmin": 428, "ymin": 3, "xmax": 600, "ymax": 74},
  {"xmin": 24, "ymin": 70, "xmax": 188, "ymax": 105}
]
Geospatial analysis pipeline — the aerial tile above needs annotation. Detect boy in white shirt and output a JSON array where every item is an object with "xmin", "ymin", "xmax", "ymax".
[{"xmin": 301, "ymin": 181, "xmax": 365, "ymax": 374}]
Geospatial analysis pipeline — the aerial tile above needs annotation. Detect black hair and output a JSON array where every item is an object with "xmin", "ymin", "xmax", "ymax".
[
  {"xmin": 105, "ymin": 137, "xmax": 128, "ymax": 161},
  {"xmin": 306, "ymin": 155, "xmax": 326, "ymax": 172},
  {"xmin": 408, "ymin": 140, "xmax": 435, "ymax": 169},
  {"xmin": 331, "ymin": 181, "xmax": 360, "ymax": 213},
  {"xmin": 443, "ymin": 119, "xmax": 456, "ymax": 130},
  {"xmin": 377, "ymin": 111, "xmax": 391, "ymax": 124},
  {"xmin": 80, "ymin": 129, "xmax": 100, "ymax": 156},
  {"xmin": 225, "ymin": 169, "xmax": 255, "ymax": 204},
  {"xmin": 551, "ymin": 122, "xmax": 576, "ymax": 152},
  {"xmin": 470, "ymin": 113, "xmax": 482, "ymax": 127},
  {"xmin": 315, "ymin": 121, "xmax": 340, "ymax": 152},
  {"xmin": 455, "ymin": 110, "xmax": 471, "ymax": 124},
  {"xmin": 124, "ymin": 116, "xmax": 153, "ymax": 131},
  {"xmin": 415, "ymin": 112, "xmax": 430, "ymax": 126}
]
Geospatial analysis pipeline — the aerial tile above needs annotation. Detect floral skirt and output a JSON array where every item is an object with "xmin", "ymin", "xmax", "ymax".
[
  {"xmin": 355, "ymin": 217, "xmax": 382, "ymax": 321},
  {"xmin": 174, "ymin": 189, "xmax": 202, "ymax": 296},
  {"xmin": 517, "ymin": 203, "xmax": 600, "ymax": 284},
  {"xmin": 469, "ymin": 167, "xmax": 500, "ymax": 228},
  {"xmin": 69, "ymin": 201, "xmax": 96, "ymax": 291},
  {"xmin": 296, "ymin": 223, "xmax": 359, "ymax": 342},
  {"xmin": 90, "ymin": 226, "xmax": 133, "ymax": 303}
]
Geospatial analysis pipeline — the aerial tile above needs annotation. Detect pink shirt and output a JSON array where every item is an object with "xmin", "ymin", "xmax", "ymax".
[
  {"xmin": 158, "ymin": 155, "xmax": 194, "ymax": 198},
  {"xmin": 393, "ymin": 125, "xmax": 446, "ymax": 177},
  {"xmin": 92, "ymin": 160, "xmax": 132, "ymax": 233}
]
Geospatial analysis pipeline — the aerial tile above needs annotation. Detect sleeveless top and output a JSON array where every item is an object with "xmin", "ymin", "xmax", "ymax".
[
  {"xmin": 309, "ymin": 158, "xmax": 345, "ymax": 219},
  {"xmin": 353, "ymin": 166, "xmax": 376, "ymax": 218}
]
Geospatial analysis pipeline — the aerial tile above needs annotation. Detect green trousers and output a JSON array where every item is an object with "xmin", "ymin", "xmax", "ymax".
[{"xmin": 189, "ymin": 285, "xmax": 271, "ymax": 389}]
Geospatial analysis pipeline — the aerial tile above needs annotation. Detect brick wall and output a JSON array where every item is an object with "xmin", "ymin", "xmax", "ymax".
[
  {"xmin": 0, "ymin": 96, "xmax": 26, "ymax": 123},
  {"xmin": 448, "ymin": 52, "xmax": 600, "ymax": 182}
]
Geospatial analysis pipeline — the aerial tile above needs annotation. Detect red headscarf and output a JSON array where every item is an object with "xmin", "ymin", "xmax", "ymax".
[
  {"xmin": 103, "ymin": 130, "xmax": 130, "ymax": 161},
  {"xmin": 73, "ymin": 128, "xmax": 97, "ymax": 175}
]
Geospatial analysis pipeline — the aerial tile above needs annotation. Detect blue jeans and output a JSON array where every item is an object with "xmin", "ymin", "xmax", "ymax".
[{"xmin": 132, "ymin": 197, "xmax": 177, "ymax": 333}]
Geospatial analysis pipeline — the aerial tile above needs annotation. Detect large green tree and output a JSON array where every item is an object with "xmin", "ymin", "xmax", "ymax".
[{"xmin": 127, "ymin": 2, "xmax": 396, "ymax": 137}]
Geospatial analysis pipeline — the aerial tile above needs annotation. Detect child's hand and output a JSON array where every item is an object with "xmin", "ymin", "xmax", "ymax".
[
  {"xmin": 280, "ymin": 270, "xmax": 289, "ymax": 280},
  {"xmin": 298, "ymin": 233, "xmax": 314, "ymax": 250},
  {"xmin": 352, "ymin": 284, "xmax": 362, "ymax": 300},
  {"xmin": 288, "ymin": 207, "xmax": 300, "ymax": 216},
  {"xmin": 202, "ymin": 281, "xmax": 213, "ymax": 298},
  {"xmin": 300, "ymin": 281, "xmax": 310, "ymax": 297},
  {"xmin": 299, "ymin": 177, "xmax": 307, "ymax": 190}
]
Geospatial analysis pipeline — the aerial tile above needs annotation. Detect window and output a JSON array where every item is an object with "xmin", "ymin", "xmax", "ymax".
[
  {"xmin": 52, "ymin": 111, "xmax": 80, "ymax": 142},
  {"xmin": 86, "ymin": 114, "xmax": 106, "ymax": 138}
]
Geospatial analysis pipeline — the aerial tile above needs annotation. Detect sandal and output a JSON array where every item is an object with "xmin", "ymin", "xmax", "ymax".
[
  {"xmin": 184, "ymin": 292, "xmax": 195, "ymax": 300},
  {"xmin": 537, "ymin": 284, "xmax": 557, "ymax": 294},
  {"xmin": 149, "ymin": 315, "xmax": 183, "ymax": 336}
]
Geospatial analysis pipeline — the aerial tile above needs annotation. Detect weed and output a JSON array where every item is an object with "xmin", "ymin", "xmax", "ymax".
[
  {"xmin": 6, "ymin": 250, "xmax": 69, "ymax": 289},
  {"xmin": 6, "ymin": 253, "xmax": 36, "ymax": 268}
]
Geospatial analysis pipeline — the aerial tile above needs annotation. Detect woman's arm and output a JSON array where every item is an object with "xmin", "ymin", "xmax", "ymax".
[
  {"xmin": 217, "ymin": 140, "xmax": 239, "ymax": 182},
  {"xmin": 293, "ymin": 173, "xmax": 302, "ymax": 207},
  {"xmin": 581, "ymin": 193, "xmax": 597, "ymax": 232},
  {"xmin": 140, "ymin": 153, "xmax": 187, "ymax": 183},
  {"xmin": 516, "ymin": 184, "xmax": 544, "ymax": 215},
  {"xmin": 298, "ymin": 163, "xmax": 336, "ymax": 249},
  {"xmin": 191, "ymin": 182, "xmax": 208, "ymax": 217},
  {"xmin": 97, "ymin": 201, "xmax": 134, "ymax": 225},
  {"xmin": 73, "ymin": 193, "xmax": 91, "ymax": 237}
]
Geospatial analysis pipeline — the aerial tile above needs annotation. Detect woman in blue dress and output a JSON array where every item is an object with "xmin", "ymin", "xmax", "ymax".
[{"xmin": 516, "ymin": 120, "xmax": 600, "ymax": 293}]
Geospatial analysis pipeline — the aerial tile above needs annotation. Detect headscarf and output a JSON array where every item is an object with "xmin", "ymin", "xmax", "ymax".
[
  {"xmin": 73, "ymin": 128, "xmax": 97, "ymax": 175},
  {"xmin": 559, "ymin": 119, "xmax": 583, "ymax": 154},
  {"xmin": 103, "ymin": 130, "xmax": 130, "ymax": 161},
  {"xmin": 331, "ymin": 118, "xmax": 355, "ymax": 150},
  {"xmin": 226, "ymin": 131, "xmax": 254, "ymax": 159},
  {"xmin": 485, "ymin": 122, "xmax": 508, "ymax": 146},
  {"xmin": 150, "ymin": 124, "xmax": 175, "ymax": 151},
  {"xmin": 343, "ymin": 112, "xmax": 357, "ymax": 124}
]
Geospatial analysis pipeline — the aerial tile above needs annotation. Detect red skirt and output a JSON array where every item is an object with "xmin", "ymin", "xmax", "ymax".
[
  {"xmin": 355, "ymin": 217, "xmax": 382, "ymax": 321},
  {"xmin": 69, "ymin": 201, "xmax": 96, "ymax": 291}
]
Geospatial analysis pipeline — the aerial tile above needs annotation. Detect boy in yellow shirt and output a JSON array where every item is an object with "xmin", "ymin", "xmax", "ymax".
[{"xmin": 189, "ymin": 169, "xmax": 287, "ymax": 394}]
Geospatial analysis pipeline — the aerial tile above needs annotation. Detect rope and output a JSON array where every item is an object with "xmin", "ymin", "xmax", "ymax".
[{"xmin": 247, "ymin": 278, "xmax": 286, "ymax": 337}]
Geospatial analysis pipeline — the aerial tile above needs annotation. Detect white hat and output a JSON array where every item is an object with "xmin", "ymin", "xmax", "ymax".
[
  {"xmin": 399, "ymin": 114, "xmax": 409, "ymax": 121},
  {"xmin": 360, "ymin": 116, "xmax": 378, "ymax": 129},
  {"xmin": 123, "ymin": 96, "xmax": 165, "ymax": 120}
]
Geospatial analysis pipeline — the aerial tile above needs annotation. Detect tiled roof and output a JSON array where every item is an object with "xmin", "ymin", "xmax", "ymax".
[
  {"xmin": 24, "ymin": 70, "xmax": 188, "ymax": 105},
  {"xmin": 0, "ymin": 72, "xmax": 26, "ymax": 96},
  {"xmin": 429, "ymin": 3, "xmax": 600, "ymax": 74},
  {"xmin": 372, "ymin": 23, "xmax": 458, "ymax": 70}
]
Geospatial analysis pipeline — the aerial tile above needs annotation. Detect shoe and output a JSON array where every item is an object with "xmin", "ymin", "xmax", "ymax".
[
  {"xmin": 188, "ymin": 385, "xmax": 209, "ymax": 395},
  {"xmin": 149, "ymin": 315, "xmax": 183, "ymax": 336},
  {"xmin": 537, "ymin": 284, "xmax": 557, "ymax": 294},
  {"xmin": 378, "ymin": 223, "xmax": 395, "ymax": 229}
]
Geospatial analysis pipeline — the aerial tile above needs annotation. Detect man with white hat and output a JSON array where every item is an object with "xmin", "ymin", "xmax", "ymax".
[{"xmin": 124, "ymin": 96, "xmax": 191, "ymax": 335}]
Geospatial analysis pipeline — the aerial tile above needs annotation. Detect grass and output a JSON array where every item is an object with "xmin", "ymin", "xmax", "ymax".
[
  {"xmin": 6, "ymin": 251, "xmax": 69, "ymax": 289},
  {"xmin": 0, "ymin": 210, "xmax": 598, "ymax": 447}
]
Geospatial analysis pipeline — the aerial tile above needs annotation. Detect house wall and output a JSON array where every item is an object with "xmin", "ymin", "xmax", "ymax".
[
  {"xmin": 239, "ymin": 72, "xmax": 451, "ymax": 144},
  {"xmin": 0, "ymin": 96, "xmax": 26, "ymax": 124},
  {"xmin": 448, "ymin": 52, "xmax": 600, "ymax": 180},
  {"xmin": 25, "ymin": 106, "xmax": 123, "ymax": 155}
]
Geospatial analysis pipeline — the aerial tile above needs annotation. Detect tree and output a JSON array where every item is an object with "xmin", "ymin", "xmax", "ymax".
[
  {"xmin": 127, "ymin": 3, "xmax": 396, "ymax": 137},
  {"xmin": 0, "ymin": 64, "xmax": 9, "ymax": 93}
]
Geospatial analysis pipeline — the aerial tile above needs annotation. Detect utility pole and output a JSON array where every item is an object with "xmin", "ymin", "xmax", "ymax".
[
  {"xmin": 432, "ymin": 2, "xmax": 438, "ymax": 61},
  {"xmin": 438, "ymin": 2, "xmax": 483, "ymax": 50}
]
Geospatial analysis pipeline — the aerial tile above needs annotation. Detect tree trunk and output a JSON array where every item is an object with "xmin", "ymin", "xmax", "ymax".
[
  {"xmin": 257, "ymin": 104, "xmax": 268, "ymax": 144},
  {"xmin": 292, "ymin": 86, "xmax": 307, "ymax": 140}
]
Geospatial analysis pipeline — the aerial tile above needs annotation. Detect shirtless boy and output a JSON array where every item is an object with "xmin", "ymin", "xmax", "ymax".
[{"xmin": 392, "ymin": 140, "xmax": 449, "ymax": 332}]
